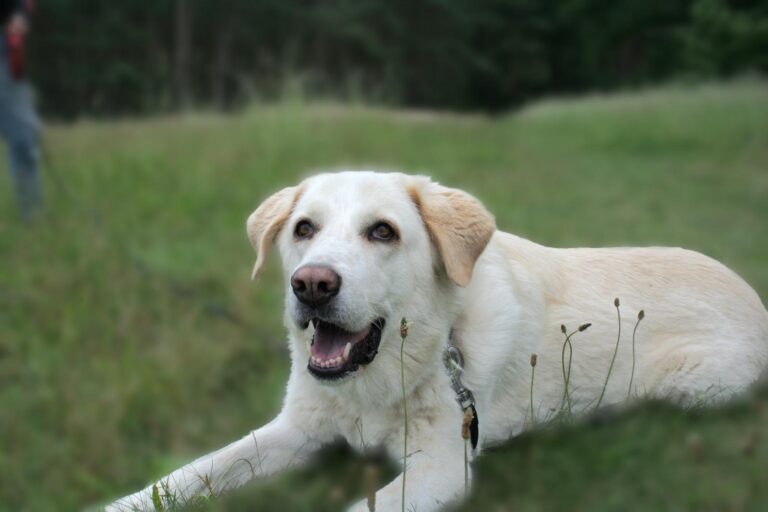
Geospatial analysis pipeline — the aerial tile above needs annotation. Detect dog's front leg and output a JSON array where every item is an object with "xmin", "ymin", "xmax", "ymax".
[
  {"xmin": 107, "ymin": 414, "xmax": 319, "ymax": 511},
  {"xmin": 350, "ymin": 423, "xmax": 469, "ymax": 512}
]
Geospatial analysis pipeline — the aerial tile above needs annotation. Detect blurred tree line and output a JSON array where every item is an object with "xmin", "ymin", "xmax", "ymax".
[{"xmin": 28, "ymin": 0, "xmax": 768, "ymax": 117}]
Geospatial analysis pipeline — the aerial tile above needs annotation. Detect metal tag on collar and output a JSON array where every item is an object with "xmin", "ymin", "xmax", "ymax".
[{"xmin": 444, "ymin": 344, "xmax": 479, "ymax": 450}]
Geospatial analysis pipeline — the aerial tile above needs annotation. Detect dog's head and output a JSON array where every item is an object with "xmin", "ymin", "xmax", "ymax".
[{"xmin": 247, "ymin": 171, "xmax": 495, "ymax": 389}]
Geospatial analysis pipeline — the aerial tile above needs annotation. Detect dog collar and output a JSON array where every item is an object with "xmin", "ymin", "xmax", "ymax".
[{"xmin": 443, "ymin": 342, "xmax": 479, "ymax": 450}]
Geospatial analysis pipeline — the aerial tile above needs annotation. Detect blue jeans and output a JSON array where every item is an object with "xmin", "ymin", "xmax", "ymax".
[{"xmin": 0, "ymin": 46, "xmax": 41, "ymax": 221}]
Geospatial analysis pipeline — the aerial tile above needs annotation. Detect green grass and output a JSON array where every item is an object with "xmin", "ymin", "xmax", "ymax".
[{"xmin": 1, "ymin": 80, "xmax": 767, "ymax": 511}]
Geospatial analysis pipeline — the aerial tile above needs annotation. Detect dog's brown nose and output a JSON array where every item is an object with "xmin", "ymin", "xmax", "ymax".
[{"xmin": 291, "ymin": 265, "xmax": 341, "ymax": 306}]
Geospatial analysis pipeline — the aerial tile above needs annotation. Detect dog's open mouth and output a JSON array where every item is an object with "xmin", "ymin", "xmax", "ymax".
[{"xmin": 307, "ymin": 318, "xmax": 385, "ymax": 380}]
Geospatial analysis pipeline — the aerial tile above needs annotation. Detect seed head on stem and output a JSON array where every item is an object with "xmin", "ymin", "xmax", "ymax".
[
  {"xmin": 365, "ymin": 464, "xmax": 379, "ymax": 512},
  {"xmin": 596, "ymin": 298, "xmax": 622, "ymax": 410},
  {"xmin": 461, "ymin": 407, "xmax": 474, "ymax": 498},
  {"xmin": 461, "ymin": 408, "xmax": 474, "ymax": 440},
  {"xmin": 399, "ymin": 317, "xmax": 408, "ymax": 512},
  {"xmin": 529, "ymin": 353, "xmax": 537, "ymax": 428},
  {"xmin": 627, "ymin": 309, "xmax": 646, "ymax": 399}
]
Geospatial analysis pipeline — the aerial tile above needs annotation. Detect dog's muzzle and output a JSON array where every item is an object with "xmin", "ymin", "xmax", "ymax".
[{"xmin": 307, "ymin": 318, "xmax": 385, "ymax": 381}]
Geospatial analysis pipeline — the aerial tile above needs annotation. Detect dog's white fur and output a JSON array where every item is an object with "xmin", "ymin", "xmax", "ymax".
[{"xmin": 110, "ymin": 171, "xmax": 768, "ymax": 511}]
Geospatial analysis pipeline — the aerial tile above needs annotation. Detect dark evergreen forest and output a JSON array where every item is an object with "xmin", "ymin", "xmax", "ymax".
[{"xmin": 28, "ymin": 0, "xmax": 768, "ymax": 117}]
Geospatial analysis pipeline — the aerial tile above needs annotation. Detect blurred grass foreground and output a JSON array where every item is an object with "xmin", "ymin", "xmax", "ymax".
[{"xmin": 1, "ymin": 81, "xmax": 767, "ymax": 511}]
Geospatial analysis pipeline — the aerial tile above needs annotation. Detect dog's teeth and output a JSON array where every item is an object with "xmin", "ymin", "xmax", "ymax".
[
  {"xmin": 313, "ymin": 355, "xmax": 351, "ymax": 368},
  {"xmin": 343, "ymin": 342, "xmax": 352, "ymax": 360}
]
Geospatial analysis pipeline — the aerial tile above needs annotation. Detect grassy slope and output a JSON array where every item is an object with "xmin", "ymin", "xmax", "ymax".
[{"xmin": 0, "ymin": 81, "xmax": 766, "ymax": 511}]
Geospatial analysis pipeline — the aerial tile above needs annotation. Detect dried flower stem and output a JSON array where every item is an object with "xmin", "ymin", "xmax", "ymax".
[
  {"xmin": 365, "ymin": 464, "xmax": 378, "ymax": 512},
  {"xmin": 399, "ymin": 317, "xmax": 408, "ymax": 512},
  {"xmin": 627, "ymin": 310, "xmax": 645, "ymax": 400},
  {"xmin": 461, "ymin": 407, "xmax": 473, "ymax": 498},
  {"xmin": 529, "ymin": 353, "xmax": 537, "ymax": 428},
  {"xmin": 595, "ymin": 299, "xmax": 621, "ymax": 410},
  {"xmin": 463, "ymin": 440, "xmax": 469, "ymax": 497},
  {"xmin": 560, "ymin": 323, "xmax": 590, "ymax": 418},
  {"xmin": 560, "ymin": 329, "xmax": 575, "ymax": 417}
]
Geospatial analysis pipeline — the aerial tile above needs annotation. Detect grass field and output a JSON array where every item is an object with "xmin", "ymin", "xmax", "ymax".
[{"xmin": 1, "ymin": 81, "xmax": 767, "ymax": 511}]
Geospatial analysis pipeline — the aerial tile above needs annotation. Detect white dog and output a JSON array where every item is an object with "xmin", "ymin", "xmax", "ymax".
[{"xmin": 110, "ymin": 171, "xmax": 768, "ymax": 511}]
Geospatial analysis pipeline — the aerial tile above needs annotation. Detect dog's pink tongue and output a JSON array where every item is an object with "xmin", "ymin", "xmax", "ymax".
[{"xmin": 311, "ymin": 323, "xmax": 369, "ymax": 360}]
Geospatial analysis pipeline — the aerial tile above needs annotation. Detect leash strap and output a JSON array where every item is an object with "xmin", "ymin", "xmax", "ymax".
[{"xmin": 444, "ymin": 344, "xmax": 479, "ymax": 450}]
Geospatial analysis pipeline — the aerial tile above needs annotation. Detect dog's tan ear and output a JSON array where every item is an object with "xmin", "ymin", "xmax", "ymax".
[
  {"xmin": 246, "ymin": 185, "xmax": 303, "ymax": 280},
  {"xmin": 409, "ymin": 179, "xmax": 495, "ymax": 287}
]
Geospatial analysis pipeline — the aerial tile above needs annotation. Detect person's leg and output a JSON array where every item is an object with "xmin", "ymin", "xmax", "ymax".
[
  {"xmin": 3, "ymin": 78, "xmax": 42, "ymax": 221},
  {"xmin": 7, "ymin": 136, "xmax": 41, "ymax": 221}
]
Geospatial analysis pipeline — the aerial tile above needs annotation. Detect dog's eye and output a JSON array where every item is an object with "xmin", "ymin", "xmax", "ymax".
[
  {"xmin": 294, "ymin": 220, "xmax": 315, "ymax": 240},
  {"xmin": 368, "ymin": 222, "xmax": 397, "ymax": 242}
]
